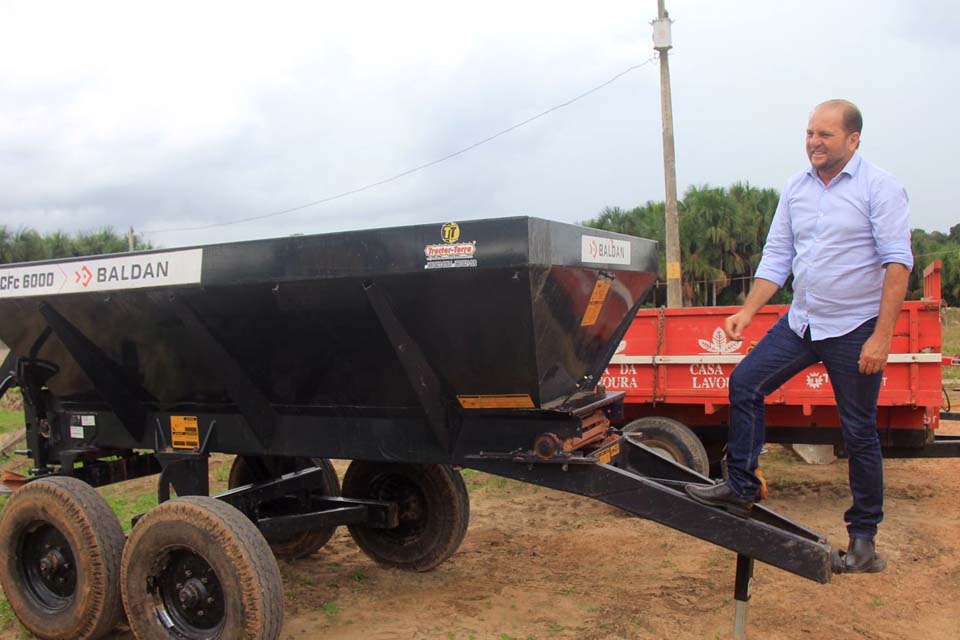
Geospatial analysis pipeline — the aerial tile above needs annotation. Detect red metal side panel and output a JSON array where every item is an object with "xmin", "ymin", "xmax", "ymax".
[{"xmin": 601, "ymin": 299, "xmax": 943, "ymax": 432}]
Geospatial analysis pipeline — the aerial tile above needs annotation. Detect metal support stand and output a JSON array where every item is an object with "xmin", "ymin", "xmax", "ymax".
[
  {"xmin": 156, "ymin": 453, "xmax": 210, "ymax": 502},
  {"xmin": 733, "ymin": 553, "xmax": 754, "ymax": 640}
]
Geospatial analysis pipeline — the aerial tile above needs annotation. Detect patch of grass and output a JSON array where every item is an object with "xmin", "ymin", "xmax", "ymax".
[
  {"xmin": 459, "ymin": 469, "xmax": 528, "ymax": 494},
  {"xmin": 488, "ymin": 476, "xmax": 510, "ymax": 491},
  {"xmin": 870, "ymin": 596, "xmax": 885, "ymax": 608},
  {"xmin": 102, "ymin": 491, "xmax": 159, "ymax": 533},
  {"xmin": 321, "ymin": 601, "xmax": 338, "ymax": 621},
  {"xmin": 0, "ymin": 596, "xmax": 17, "ymax": 629},
  {"xmin": 460, "ymin": 468, "xmax": 480, "ymax": 482},
  {"xmin": 943, "ymin": 308, "xmax": 960, "ymax": 344},
  {"xmin": 943, "ymin": 308, "xmax": 960, "ymax": 380},
  {"xmin": 213, "ymin": 459, "xmax": 232, "ymax": 484},
  {"xmin": 0, "ymin": 596, "xmax": 29, "ymax": 637},
  {"xmin": 352, "ymin": 569, "xmax": 368, "ymax": 584},
  {"xmin": 0, "ymin": 388, "xmax": 22, "ymax": 412},
  {"xmin": 547, "ymin": 623, "xmax": 566, "ymax": 633},
  {"xmin": 0, "ymin": 407, "xmax": 24, "ymax": 435}
]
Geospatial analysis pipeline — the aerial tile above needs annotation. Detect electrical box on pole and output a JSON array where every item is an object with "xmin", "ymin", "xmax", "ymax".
[{"xmin": 652, "ymin": 17, "xmax": 672, "ymax": 50}]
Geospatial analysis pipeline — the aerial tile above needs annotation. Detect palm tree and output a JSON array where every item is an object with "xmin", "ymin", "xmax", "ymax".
[
  {"xmin": 0, "ymin": 227, "xmax": 12, "ymax": 264},
  {"xmin": 11, "ymin": 228, "xmax": 47, "ymax": 263}
]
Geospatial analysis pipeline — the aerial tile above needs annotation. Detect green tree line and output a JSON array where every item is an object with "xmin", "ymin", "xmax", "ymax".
[
  {"xmin": 584, "ymin": 182, "xmax": 960, "ymax": 307},
  {"xmin": 0, "ymin": 226, "xmax": 151, "ymax": 264}
]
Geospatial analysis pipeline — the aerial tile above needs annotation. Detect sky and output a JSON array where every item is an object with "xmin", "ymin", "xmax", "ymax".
[{"xmin": 1, "ymin": 0, "xmax": 957, "ymax": 250}]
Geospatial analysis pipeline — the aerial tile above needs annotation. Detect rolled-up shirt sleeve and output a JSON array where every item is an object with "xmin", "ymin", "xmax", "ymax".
[
  {"xmin": 870, "ymin": 177, "xmax": 913, "ymax": 270},
  {"xmin": 754, "ymin": 185, "xmax": 796, "ymax": 286}
]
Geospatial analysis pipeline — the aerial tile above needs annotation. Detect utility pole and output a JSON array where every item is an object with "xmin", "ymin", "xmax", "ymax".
[
  {"xmin": 127, "ymin": 226, "xmax": 135, "ymax": 252},
  {"xmin": 653, "ymin": 1, "xmax": 682, "ymax": 307}
]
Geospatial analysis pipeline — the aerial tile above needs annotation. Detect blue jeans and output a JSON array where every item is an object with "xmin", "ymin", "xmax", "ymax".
[{"xmin": 725, "ymin": 315, "xmax": 884, "ymax": 539}]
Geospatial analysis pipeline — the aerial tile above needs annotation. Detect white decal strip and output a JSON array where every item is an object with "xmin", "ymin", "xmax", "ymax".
[
  {"xmin": 610, "ymin": 353, "xmax": 943, "ymax": 365},
  {"xmin": 0, "ymin": 249, "xmax": 204, "ymax": 299},
  {"xmin": 581, "ymin": 235, "xmax": 631, "ymax": 265}
]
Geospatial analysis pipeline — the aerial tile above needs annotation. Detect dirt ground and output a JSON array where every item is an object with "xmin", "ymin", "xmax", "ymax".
[{"xmin": 3, "ymin": 422, "xmax": 960, "ymax": 640}]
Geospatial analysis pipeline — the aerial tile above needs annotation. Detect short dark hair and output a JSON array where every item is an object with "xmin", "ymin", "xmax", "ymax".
[{"xmin": 819, "ymin": 99, "xmax": 863, "ymax": 135}]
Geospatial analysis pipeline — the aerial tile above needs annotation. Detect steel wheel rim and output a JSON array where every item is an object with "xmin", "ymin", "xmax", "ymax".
[
  {"xmin": 150, "ymin": 547, "xmax": 225, "ymax": 639},
  {"xmin": 18, "ymin": 521, "xmax": 77, "ymax": 613},
  {"xmin": 625, "ymin": 434, "xmax": 683, "ymax": 464}
]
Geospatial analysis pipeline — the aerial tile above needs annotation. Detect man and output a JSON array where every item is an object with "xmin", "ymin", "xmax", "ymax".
[{"xmin": 685, "ymin": 99, "xmax": 912, "ymax": 573}]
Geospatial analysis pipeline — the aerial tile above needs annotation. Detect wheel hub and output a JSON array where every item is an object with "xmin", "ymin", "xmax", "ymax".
[
  {"xmin": 18, "ymin": 522, "xmax": 78, "ymax": 611},
  {"xmin": 38, "ymin": 548, "xmax": 68, "ymax": 579},
  {"xmin": 398, "ymin": 494, "xmax": 424, "ymax": 523},
  {"xmin": 152, "ymin": 549, "xmax": 225, "ymax": 636},
  {"xmin": 177, "ymin": 578, "xmax": 209, "ymax": 610},
  {"xmin": 371, "ymin": 473, "xmax": 429, "ymax": 543}
]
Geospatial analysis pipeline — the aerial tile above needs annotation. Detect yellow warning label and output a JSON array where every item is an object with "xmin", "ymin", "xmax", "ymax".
[
  {"xmin": 170, "ymin": 416, "xmax": 200, "ymax": 449},
  {"xmin": 581, "ymin": 278, "xmax": 612, "ymax": 327},
  {"xmin": 667, "ymin": 261, "xmax": 681, "ymax": 279},
  {"xmin": 457, "ymin": 394, "xmax": 536, "ymax": 410},
  {"xmin": 595, "ymin": 442, "xmax": 621, "ymax": 465}
]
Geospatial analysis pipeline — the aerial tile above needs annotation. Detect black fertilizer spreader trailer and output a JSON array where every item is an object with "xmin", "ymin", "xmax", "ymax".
[{"xmin": 0, "ymin": 218, "xmax": 840, "ymax": 639}]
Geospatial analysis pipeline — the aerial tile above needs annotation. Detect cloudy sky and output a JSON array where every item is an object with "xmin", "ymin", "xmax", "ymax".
[{"xmin": 1, "ymin": 0, "xmax": 956, "ymax": 249}]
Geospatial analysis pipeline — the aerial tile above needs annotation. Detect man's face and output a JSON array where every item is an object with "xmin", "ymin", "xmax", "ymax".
[{"xmin": 806, "ymin": 106, "xmax": 860, "ymax": 178}]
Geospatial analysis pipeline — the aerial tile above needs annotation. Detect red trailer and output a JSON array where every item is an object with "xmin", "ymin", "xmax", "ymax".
[{"xmin": 601, "ymin": 261, "xmax": 959, "ymax": 475}]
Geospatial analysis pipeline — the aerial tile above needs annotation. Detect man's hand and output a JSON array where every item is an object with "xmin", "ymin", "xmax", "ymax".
[
  {"xmin": 858, "ymin": 263, "xmax": 909, "ymax": 375},
  {"xmin": 724, "ymin": 311, "xmax": 752, "ymax": 341},
  {"xmin": 858, "ymin": 332, "xmax": 891, "ymax": 375},
  {"xmin": 725, "ymin": 279, "xmax": 781, "ymax": 341}
]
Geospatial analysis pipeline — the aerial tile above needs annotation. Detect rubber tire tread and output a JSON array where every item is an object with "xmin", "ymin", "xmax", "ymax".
[
  {"xmin": 120, "ymin": 496, "xmax": 283, "ymax": 640},
  {"xmin": 0, "ymin": 476, "xmax": 125, "ymax": 640},
  {"xmin": 446, "ymin": 466, "xmax": 471, "ymax": 547},
  {"xmin": 228, "ymin": 456, "xmax": 341, "ymax": 559},
  {"xmin": 622, "ymin": 416, "xmax": 710, "ymax": 476},
  {"xmin": 343, "ymin": 462, "xmax": 469, "ymax": 572}
]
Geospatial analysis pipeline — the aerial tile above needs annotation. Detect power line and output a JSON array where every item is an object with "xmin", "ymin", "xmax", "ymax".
[
  {"xmin": 142, "ymin": 58, "xmax": 659, "ymax": 235},
  {"xmin": 913, "ymin": 248, "xmax": 959, "ymax": 260}
]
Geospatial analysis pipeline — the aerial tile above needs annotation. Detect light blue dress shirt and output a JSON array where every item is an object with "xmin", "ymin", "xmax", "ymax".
[{"xmin": 755, "ymin": 153, "xmax": 913, "ymax": 340}]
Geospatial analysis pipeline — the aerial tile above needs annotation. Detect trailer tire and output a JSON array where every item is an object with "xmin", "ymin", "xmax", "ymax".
[
  {"xmin": 622, "ymin": 416, "xmax": 710, "ymax": 476},
  {"xmin": 228, "ymin": 455, "xmax": 341, "ymax": 559},
  {"xmin": 0, "ymin": 476, "xmax": 125, "ymax": 640},
  {"xmin": 121, "ymin": 496, "xmax": 283, "ymax": 640},
  {"xmin": 343, "ymin": 462, "xmax": 469, "ymax": 572}
]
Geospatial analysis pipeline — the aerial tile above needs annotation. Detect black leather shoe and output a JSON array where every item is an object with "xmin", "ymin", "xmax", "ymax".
[
  {"xmin": 685, "ymin": 481, "xmax": 755, "ymax": 518},
  {"xmin": 842, "ymin": 537, "xmax": 887, "ymax": 573}
]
